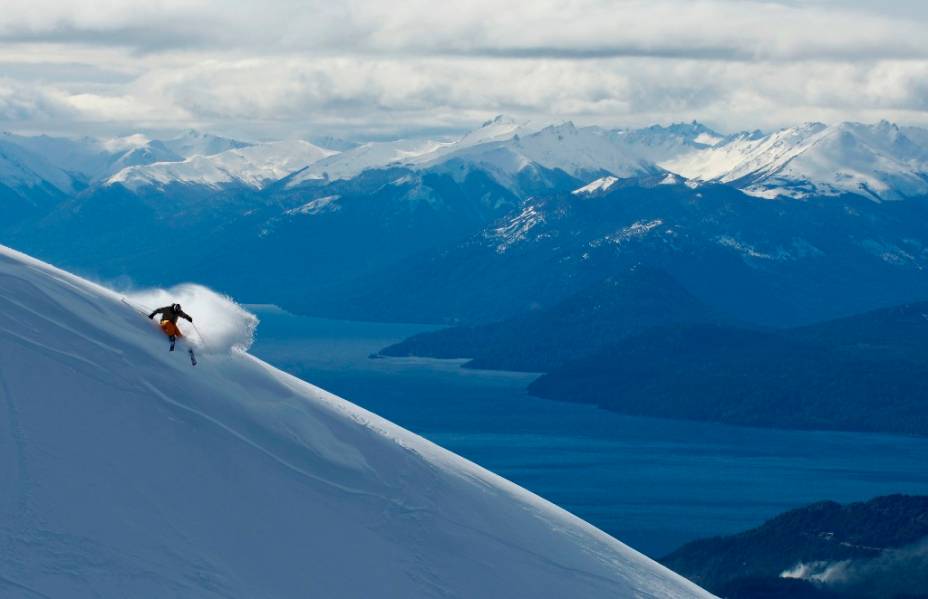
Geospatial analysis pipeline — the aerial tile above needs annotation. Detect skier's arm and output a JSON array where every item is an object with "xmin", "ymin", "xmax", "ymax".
[
  {"xmin": 148, "ymin": 306, "xmax": 168, "ymax": 320},
  {"xmin": 178, "ymin": 309, "xmax": 193, "ymax": 322}
]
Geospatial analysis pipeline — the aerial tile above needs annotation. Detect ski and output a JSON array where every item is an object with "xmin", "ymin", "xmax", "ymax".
[{"xmin": 188, "ymin": 348, "xmax": 197, "ymax": 366}]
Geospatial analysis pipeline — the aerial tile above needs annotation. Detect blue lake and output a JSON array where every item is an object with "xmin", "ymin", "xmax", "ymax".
[{"xmin": 248, "ymin": 307, "xmax": 928, "ymax": 558}]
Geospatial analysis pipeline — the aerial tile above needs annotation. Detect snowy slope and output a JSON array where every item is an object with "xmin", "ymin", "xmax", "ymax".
[
  {"xmin": 292, "ymin": 116, "xmax": 535, "ymax": 183},
  {"xmin": 0, "ymin": 136, "xmax": 75, "ymax": 194},
  {"xmin": 269, "ymin": 117, "xmax": 928, "ymax": 199},
  {"xmin": 902, "ymin": 125, "xmax": 928, "ymax": 152},
  {"xmin": 287, "ymin": 115, "xmax": 634, "ymax": 187},
  {"xmin": 1, "ymin": 133, "xmax": 193, "ymax": 181},
  {"xmin": 423, "ymin": 121, "xmax": 662, "ymax": 186},
  {"xmin": 573, "ymin": 175, "xmax": 619, "ymax": 195},
  {"xmin": 0, "ymin": 133, "xmax": 113, "ymax": 181},
  {"xmin": 0, "ymin": 245, "xmax": 714, "ymax": 599},
  {"xmin": 663, "ymin": 122, "xmax": 928, "ymax": 200},
  {"xmin": 416, "ymin": 118, "xmax": 720, "ymax": 184},
  {"xmin": 611, "ymin": 122, "xmax": 724, "ymax": 163},
  {"xmin": 663, "ymin": 124, "xmax": 825, "ymax": 184},
  {"xmin": 289, "ymin": 138, "xmax": 450, "ymax": 184},
  {"xmin": 103, "ymin": 139, "xmax": 185, "ymax": 177},
  {"xmin": 109, "ymin": 140, "xmax": 337, "ymax": 190},
  {"xmin": 161, "ymin": 129, "xmax": 252, "ymax": 158},
  {"xmin": 422, "ymin": 114, "xmax": 534, "ymax": 158}
]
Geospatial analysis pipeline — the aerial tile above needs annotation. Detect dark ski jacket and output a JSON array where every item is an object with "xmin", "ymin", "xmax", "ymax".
[{"xmin": 149, "ymin": 304, "xmax": 193, "ymax": 324}]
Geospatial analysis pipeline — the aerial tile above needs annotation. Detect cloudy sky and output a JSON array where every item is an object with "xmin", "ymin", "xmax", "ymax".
[{"xmin": 2, "ymin": 0, "xmax": 927, "ymax": 140}]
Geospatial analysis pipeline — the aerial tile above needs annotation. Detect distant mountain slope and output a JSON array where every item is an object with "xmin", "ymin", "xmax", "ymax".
[
  {"xmin": 0, "ymin": 137, "xmax": 76, "ymax": 226},
  {"xmin": 161, "ymin": 129, "xmax": 252, "ymax": 158},
  {"xmin": 420, "ymin": 121, "xmax": 666, "ymax": 185},
  {"xmin": 289, "ymin": 115, "xmax": 531, "ymax": 186},
  {"xmin": 5, "ymin": 118, "xmax": 928, "ymax": 331},
  {"xmin": 4, "ymin": 161, "xmax": 541, "ymax": 301},
  {"xmin": 287, "ymin": 117, "xmax": 928, "ymax": 203},
  {"xmin": 379, "ymin": 266, "xmax": 721, "ymax": 372},
  {"xmin": 664, "ymin": 121, "xmax": 928, "ymax": 200},
  {"xmin": 0, "ymin": 132, "xmax": 114, "ymax": 180},
  {"xmin": 289, "ymin": 138, "xmax": 451, "ymax": 183},
  {"xmin": 104, "ymin": 138, "xmax": 185, "ymax": 177},
  {"xmin": 191, "ymin": 166, "xmax": 533, "ymax": 303},
  {"xmin": 287, "ymin": 117, "xmax": 718, "ymax": 190},
  {"xmin": 109, "ymin": 140, "xmax": 336, "ymax": 190},
  {"xmin": 0, "ymin": 132, "xmax": 198, "ymax": 181},
  {"xmin": 303, "ymin": 179, "xmax": 928, "ymax": 327},
  {"xmin": 0, "ymin": 245, "xmax": 714, "ymax": 599},
  {"xmin": 528, "ymin": 301, "xmax": 928, "ymax": 435},
  {"xmin": 0, "ymin": 136, "xmax": 75, "ymax": 194},
  {"xmin": 661, "ymin": 495, "xmax": 928, "ymax": 599}
]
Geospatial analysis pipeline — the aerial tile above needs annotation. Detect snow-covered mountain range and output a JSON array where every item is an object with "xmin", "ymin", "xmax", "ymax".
[
  {"xmin": 0, "ymin": 135, "xmax": 76, "ymax": 195},
  {"xmin": 1, "ymin": 129, "xmax": 253, "ymax": 185},
  {"xmin": 0, "ymin": 244, "xmax": 714, "ymax": 598},
  {"xmin": 664, "ymin": 120, "xmax": 928, "ymax": 200},
  {"xmin": 3, "ymin": 117, "xmax": 928, "ymax": 200},
  {"xmin": 110, "ymin": 140, "xmax": 336, "ymax": 190}
]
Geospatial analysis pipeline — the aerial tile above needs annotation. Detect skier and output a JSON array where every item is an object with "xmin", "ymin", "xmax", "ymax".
[{"xmin": 148, "ymin": 303, "xmax": 193, "ymax": 352}]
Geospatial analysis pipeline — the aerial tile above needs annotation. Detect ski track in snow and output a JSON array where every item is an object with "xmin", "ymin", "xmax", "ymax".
[{"xmin": 0, "ymin": 244, "xmax": 715, "ymax": 599}]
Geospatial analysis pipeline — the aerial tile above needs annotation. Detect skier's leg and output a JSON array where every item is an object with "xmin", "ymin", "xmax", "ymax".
[{"xmin": 169, "ymin": 335, "xmax": 176, "ymax": 351}]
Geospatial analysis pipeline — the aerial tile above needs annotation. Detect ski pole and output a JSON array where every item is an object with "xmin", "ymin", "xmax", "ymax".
[
  {"xmin": 121, "ymin": 297, "xmax": 151, "ymax": 318},
  {"xmin": 192, "ymin": 322, "xmax": 210, "ymax": 351}
]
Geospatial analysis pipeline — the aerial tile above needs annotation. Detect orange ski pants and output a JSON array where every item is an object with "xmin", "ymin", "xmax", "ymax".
[{"xmin": 160, "ymin": 319, "xmax": 183, "ymax": 338}]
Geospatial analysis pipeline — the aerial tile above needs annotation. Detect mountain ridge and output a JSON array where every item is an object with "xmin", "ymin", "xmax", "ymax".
[
  {"xmin": 661, "ymin": 495, "xmax": 928, "ymax": 599},
  {"xmin": 5, "ymin": 118, "xmax": 927, "ymax": 201}
]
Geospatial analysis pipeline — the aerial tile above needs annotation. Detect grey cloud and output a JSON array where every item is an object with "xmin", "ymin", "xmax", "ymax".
[
  {"xmin": 0, "ymin": 62, "xmax": 135, "ymax": 84},
  {"xmin": 0, "ymin": 24, "xmax": 217, "ymax": 54},
  {"xmin": 1, "ymin": 1, "xmax": 927, "ymax": 138},
  {"xmin": 1, "ymin": 1, "xmax": 927, "ymax": 61}
]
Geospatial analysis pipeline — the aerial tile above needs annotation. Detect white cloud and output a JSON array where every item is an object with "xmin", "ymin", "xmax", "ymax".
[{"xmin": 0, "ymin": 1, "xmax": 926, "ymax": 138}]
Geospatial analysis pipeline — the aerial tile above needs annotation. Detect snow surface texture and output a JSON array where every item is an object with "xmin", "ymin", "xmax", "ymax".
[{"xmin": 0, "ymin": 245, "xmax": 714, "ymax": 599}]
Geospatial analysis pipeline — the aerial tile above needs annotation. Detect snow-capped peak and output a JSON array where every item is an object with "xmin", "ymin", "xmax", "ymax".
[
  {"xmin": 573, "ymin": 176, "xmax": 619, "ymax": 195},
  {"xmin": 662, "ymin": 120, "xmax": 928, "ymax": 201},
  {"xmin": 162, "ymin": 129, "xmax": 252, "ymax": 158},
  {"xmin": 442, "ymin": 114, "xmax": 536, "ymax": 152},
  {"xmin": 287, "ymin": 117, "xmax": 693, "ymax": 192},
  {"xmin": 662, "ymin": 122, "xmax": 829, "ymax": 184},
  {"xmin": 607, "ymin": 122, "xmax": 727, "ymax": 163},
  {"xmin": 109, "ymin": 140, "xmax": 337, "ymax": 190},
  {"xmin": 286, "ymin": 138, "xmax": 451, "ymax": 185},
  {"xmin": 5, "ymin": 119, "xmax": 928, "ymax": 202},
  {"xmin": 420, "ymin": 121, "xmax": 661, "ymax": 187},
  {"xmin": 659, "ymin": 173, "xmax": 685, "ymax": 185}
]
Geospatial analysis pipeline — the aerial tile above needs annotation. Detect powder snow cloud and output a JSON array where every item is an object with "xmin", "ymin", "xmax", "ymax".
[{"xmin": 1, "ymin": 0, "xmax": 927, "ymax": 138}]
